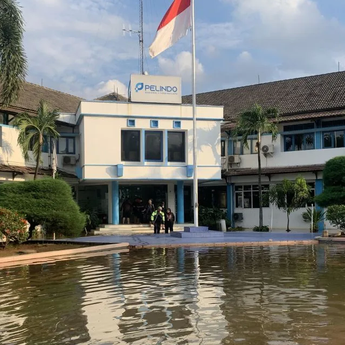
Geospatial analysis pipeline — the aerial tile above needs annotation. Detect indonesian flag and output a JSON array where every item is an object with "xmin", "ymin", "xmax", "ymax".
[{"xmin": 149, "ymin": 0, "xmax": 191, "ymax": 58}]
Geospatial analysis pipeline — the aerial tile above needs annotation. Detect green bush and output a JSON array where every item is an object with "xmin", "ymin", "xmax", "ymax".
[
  {"xmin": 253, "ymin": 225, "xmax": 269, "ymax": 232},
  {"xmin": 316, "ymin": 157, "xmax": 345, "ymax": 207},
  {"xmin": 228, "ymin": 226, "xmax": 245, "ymax": 232},
  {"xmin": 0, "ymin": 208, "xmax": 28, "ymax": 247},
  {"xmin": 0, "ymin": 179, "xmax": 86, "ymax": 238},
  {"xmin": 326, "ymin": 205, "xmax": 345, "ymax": 230},
  {"xmin": 302, "ymin": 207, "xmax": 325, "ymax": 232}
]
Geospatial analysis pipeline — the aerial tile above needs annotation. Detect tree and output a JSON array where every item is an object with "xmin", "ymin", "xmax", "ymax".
[
  {"xmin": 233, "ymin": 104, "xmax": 280, "ymax": 228},
  {"xmin": 315, "ymin": 156, "xmax": 345, "ymax": 207},
  {"xmin": 0, "ymin": 0, "xmax": 27, "ymax": 105},
  {"xmin": 302, "ymin": 207, "xmax": 325, "ymax": 233},
  {"xmin": 326, "ymin": 205, "xmax": 345, "ymax": 231},
  {"xmin": 13, "ymin": 100, "xmax": 59, "ymax": 180},
  {"xmin": 268, "ymin": 177, "xmax": 310, "ymax": 232}
]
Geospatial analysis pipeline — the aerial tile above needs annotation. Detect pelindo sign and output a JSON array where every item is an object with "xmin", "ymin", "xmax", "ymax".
[{"xmin": 130, "ymin": 75, "xmax": 182, "ymax": 104}]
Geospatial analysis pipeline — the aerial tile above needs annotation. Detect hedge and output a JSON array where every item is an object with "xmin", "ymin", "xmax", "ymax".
[{"xmin": 0, "ymin": 179, "xmax": 85, "ymax": 237}]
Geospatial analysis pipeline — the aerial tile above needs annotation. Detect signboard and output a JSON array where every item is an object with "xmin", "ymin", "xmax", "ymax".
[{"xmin": 130, "ymin": 74, "xmax": 182, "ymax": 104}]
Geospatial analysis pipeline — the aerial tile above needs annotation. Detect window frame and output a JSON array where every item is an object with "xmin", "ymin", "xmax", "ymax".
[
  {"xmin": 145, "ymin": 130, "xmax": 163, "ymax": 162},
  {"xmin": 150, "ymin": 120, "xmax": 159, "ymax": 128},
  {"xmin": 235, "ymin": 184, "xmax": 270, "ymax": 209},
  {"xmin": 322, "ymin": 130, "xmax": 345, "ymax": 149},
  {"xmin": 57, "ymin": 136, "xmax": 75, "ymax": 155},
  {"xmin": 173, "ymin": 120, "xmax": 181, "ymax": 129},
  {"xmin": 127, "ymin": 119, "xmax": 136, "ymax": 127},
  {"xmin": 284, "ymin": 133, "xmax": 315, "ymax": 152},
  {"xmin": 167, "ymin": 131, "xmax": 186, "ymax": 163},
  {"xmin": 121, "ymin": 129, "xmax": 141, "ymax": 162}
]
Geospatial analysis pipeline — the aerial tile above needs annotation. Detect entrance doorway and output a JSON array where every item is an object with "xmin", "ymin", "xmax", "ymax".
[{"xmin": 119, "ymin": 185, "xmax": 167, "ymax": 224}]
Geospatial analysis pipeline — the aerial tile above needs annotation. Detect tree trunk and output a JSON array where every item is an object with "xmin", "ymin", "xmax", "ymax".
[
  {"xmin": 287, "ymin": 212, "xmax": 291, "ymax": 232},
  {"xmin": 258, "ymin": 131, "xmax": 263, "ymax": 228},
  {"xmin": 34, "ymin": 135, "xmax": 43, "ymax": 180}
]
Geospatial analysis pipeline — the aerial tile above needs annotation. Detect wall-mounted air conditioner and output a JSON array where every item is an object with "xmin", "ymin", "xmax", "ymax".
[
  {"xmin": 228, "ymin": 155, "xmax": 241, "ymax": 165},
  {"xmin": 261, "ymin": 144, "xmax": 274, "ymax": 155},
  {"xmin": 63, "ymin": 156, "xmax": 76, "ymax": 166}
]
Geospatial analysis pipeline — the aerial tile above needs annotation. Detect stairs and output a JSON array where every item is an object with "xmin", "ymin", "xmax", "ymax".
[{"xmin": 91, "ymin": 223, "xmax": 191, "ymax": 236}]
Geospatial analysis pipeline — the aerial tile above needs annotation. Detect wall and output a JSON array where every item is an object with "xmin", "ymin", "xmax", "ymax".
[{"xmin": 78, "ymin": 101, "xmax": 223, "ymax": 181}]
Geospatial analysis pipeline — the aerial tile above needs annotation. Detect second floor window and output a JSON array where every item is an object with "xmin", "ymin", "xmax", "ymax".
[
  {"xmin": 221, "ymin": 139, "xmax": 226, "ymax": 157},
  {"xmin": 121, "ymin": 130, "xmax": 140, "ymax": 162},
  {"xmin": 323, "ymin": 131, "xmax": 345, "ymax": 149},
  {"xmin": 168, "ymin": 131, "xmax": 185, "ymax": 162},
  {"xmin": 145, "ymin": 131, "xmax": 162, "ymax": 161},
  {"xmin": 233, "ymin": 139, "xmax": 258, "ymax": 155},
  {"xmin": 58, "ymin": 137, "xmax": 75, "ymax": 154},
  {"xmin": 284, "ymin": 133, "xmax": 314, "ymax": 151}
]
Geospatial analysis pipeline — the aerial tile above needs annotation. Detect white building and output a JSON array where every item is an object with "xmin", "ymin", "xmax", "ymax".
[{"xmin": 1, "ymin": 71, "xmax": 345, "ymax": 232}]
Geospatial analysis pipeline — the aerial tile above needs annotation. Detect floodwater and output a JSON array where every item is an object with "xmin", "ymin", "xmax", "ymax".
[{"xmin": 0, "ymin": 245, "xmax": 345, "ymax": 345}]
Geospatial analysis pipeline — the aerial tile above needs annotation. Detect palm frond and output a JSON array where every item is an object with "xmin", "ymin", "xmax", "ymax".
[{"xmin": 0, "ymin": 0, "xmax": 27, "ymax": 105}]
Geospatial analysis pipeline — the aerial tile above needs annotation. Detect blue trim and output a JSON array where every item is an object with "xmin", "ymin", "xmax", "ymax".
[
  {"xmin": 227, "ymin": 183, "xmax": 234, "ymax": 225},
  {"xmin": 77, "ymin": 113, "xmax": 223, "ymax": 126},
  {"xmin": 315, "ymin": 179, "xmax": 324, "ymax": 233},
  {"xmin": 150, "ymin": 120, "xmax": 159, "ymax": 128},
  {"xmin": 187, "ymin": 165, "xmax": 194, "ymax": 177},
  {"xmin": 0, "ymin": 123, "xmax": 15, "ymax": 128},
  {"xmin": 75, "ymin": 167, "xmax": 82, "ymax": 179},
  {"xmin": 315, "ymin": 132, "xmax": 322, "ymax": 149},
  {"xmin": 117, "ymin": 164, "xmax": 124, "ymax": 177},
  {"xmin": 82, "ymin": 164, "xmax": 221, "ymax": 168},
  {"xmin": 177, "ymin": 181, "xmax": 184, "ymax": 224},
  {"xmin": 173, "ymin": 120, "xmax": 181, "ymax": 129},
  {"xmin": 112, "ymin": 181, "xmax": 119, "ymax": 225},
  {"xmin": 58, "ymin": 132, "xmax": 78, "ymax": 137},
  {"xmin": 164, "ymin": 130, "xmax": 168, "ymax": 165},
  {"xmin": 81, "ymin": 177, "xmax": 222, "ymax": 181},
  {"xmin": 127, "ymin": 119, "xmax": 135, "ymax": 127}
]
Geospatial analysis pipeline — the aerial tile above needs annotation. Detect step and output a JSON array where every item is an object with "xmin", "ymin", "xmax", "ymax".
[
  {"xmin": 184, "ymin": 226, "xmax": 209, "ymax": 233},
  {"xmin": 171, "ymin": 230, "xmax": 225, "ymax": 238}
]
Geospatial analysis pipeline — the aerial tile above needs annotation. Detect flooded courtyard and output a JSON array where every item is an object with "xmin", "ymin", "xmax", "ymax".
[{"xmin": 0, "ymin": 245, "xmax": 345, "ymax": 344}]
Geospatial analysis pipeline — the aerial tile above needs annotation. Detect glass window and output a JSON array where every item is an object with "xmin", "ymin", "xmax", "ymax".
[
  {"xmin": 335, "ymin": 131, "xmax": 344, "ymax": 148},
  {"xmin": 322, "ymin": 119, "xmax": 345, "ymax": 128},
  {"xmin": 233, "ymin": 141, "xmax": 241, "ymax": 155},
  {"xmin": 150, "ymin": 120, "xmax": 159, "ymax": 128},
  {"xmin": 121, "ymin": 130, "xmax": 140, "ymax": 162},
  {"xmin": 145, "ymin": 131, "xmax": 162, "ymax": 161},
  {"xmin": 323, "ymin": 132, "xmax": 333, "ymax": 148},
  {"xmin": 235, "ymin": 185, "xmax": 269, "ymax": 209},
  {"xmin": 284, "ymin": 123, "xmax": 314, "ymax": 131},
  {"xmin": 243, "ymin": 142, "xmax": 251, "ymax": 155},
  {"xmin": 294, "ymin": 134, "xmax": 304, "ymax": 151},
  {"xmin": 284, "ymin": 135, "xmax": 293, "ymax": 151},
  {"xmin": 0, "ymin": 113, "xmax": 8, "ymax": 125},
  {"xmin": 173, "ymin": 121, "xmax": 181, "ymax": 129},
  {"xmin": 42, "ymin": 136, "xmax": 49, "ymax": 153},
  {"xmin": 168, "ymin": 131, "xmax": 185, "ymax": 162},
  {"xmin": 221, "ymin": 140, "xmax": 226, "ymax": 157},
  {"xmin": 127, "ymin": 119, "xmax": 135, "ymax": 127},
  {"xmin": 305, "ymin": 133, "xmax": 314, "ymax": 150},
  {"xmin": 235, "ymin": 192, "xmax": 243, "ymax": 208},
  {"xmin": 58, "ymin": 137, "xmax": 75, "ymax": 154}
]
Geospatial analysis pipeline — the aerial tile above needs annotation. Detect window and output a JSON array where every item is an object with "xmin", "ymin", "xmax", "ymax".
[
  {"xmin": 29, "ymin": 135, "xmax": 50, "ymax": 153},
  {"xmin": 284, "ymin": 133, "xmax": 315, "ymax": 151},
  {"xmin": 168, "ymin": 131, "xmax": 185, "ymax": 162},
  {"xmin": 235, "ymin": 185, "xmax": 269, "ymax": 208},
  {"xmin": 127, "ymin": 119, "xmax": 135, "ymax": 127},
  {"xmin": 284, "ymin": 123, "xmax": 314, "ymax": 132},
  {"xmin": 233, "ymin": 138, "xmax": 258, "ymax": 155},
  {"xmin": 121, "ymin": 130, "xmax": 140, "ymax": 162},
  {"xmin": 150, "ymin": 120, "xmax": 159, "ymax": 128},
  {"xmin": 221, "ymin": 139, "xmax": 226, "ymax": 157},
  {"xmin": 145, "ymin": 131, "xmax": 163, "ymax": 161},
  {"xmin": 58, "ymin": 137, "xmax": 75, "ymax": 154},
  {"xmin": 322, "ymin": 119, "xmax": 345, "ymax": 128},
  {"xmin": 0, "ymin": 113, "xmax": 9, "ymax": 125},
  {"xmin": 323, "ymin": 131, "xmax": 345, "ymax": 149},
  {"xmin": 173, "ymin": 121, "xmax": 181, "ymax": 129}
]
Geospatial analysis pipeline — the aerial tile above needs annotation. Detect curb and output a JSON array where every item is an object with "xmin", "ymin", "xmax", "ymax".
[{"xmin": 0, "ymin": 243, "xmax": 129, "ymax": 265}]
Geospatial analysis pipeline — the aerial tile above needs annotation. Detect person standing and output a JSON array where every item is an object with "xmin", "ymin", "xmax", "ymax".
[
  {"xmin": 165, "ymin": 208, "xmax": 175, "ymax": 233},
  {"xmin": 121, "ymin": 198, "xmax": 132, "ymax": 224},
  {"xmin": 145, "ymin": 199, "xmax": 155, "ymax": 226},
  {"xmin": 151, "ymin": 206, "xmax": 165, "ymax": 234}
]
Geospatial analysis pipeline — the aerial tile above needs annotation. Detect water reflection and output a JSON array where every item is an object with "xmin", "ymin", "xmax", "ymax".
[{"xmin": 1, "ymin": 245, "xmax": 345, "ymax": 344}]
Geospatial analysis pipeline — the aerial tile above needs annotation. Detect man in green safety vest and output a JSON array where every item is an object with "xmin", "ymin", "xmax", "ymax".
[{"xmin": 151, "ymin": 206, "xmax": 165, "ymax": 234}]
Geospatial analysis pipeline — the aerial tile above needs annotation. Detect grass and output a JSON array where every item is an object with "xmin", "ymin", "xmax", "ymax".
[{"xmin": 0, "ymin": 243, "xmax": 87, "ymax": 258}]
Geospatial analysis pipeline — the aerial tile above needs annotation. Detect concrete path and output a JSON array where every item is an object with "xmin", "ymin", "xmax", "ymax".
[{"xmin": 70, "ymin": 231, "xmax": 319, "ymax": 248}]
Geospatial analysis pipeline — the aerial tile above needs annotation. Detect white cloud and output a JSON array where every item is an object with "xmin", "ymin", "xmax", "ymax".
[
  {"xmin": 157, "ymin": 51, "xmax": 204, "ymax": 83},
  {"xmin": 82, "ymin": 79, "xmax": 128, "ymax": 100}
]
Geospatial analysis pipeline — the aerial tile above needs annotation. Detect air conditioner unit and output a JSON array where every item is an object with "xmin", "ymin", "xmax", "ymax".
[
  {"xmin": 261, "ymin": 144, "xmax": 274, "ymax": 155},
  {"xmin": 228, "ymin": 155, "xmax": 241, "ymax": 164},
  {"xmin": 233, "ymin": 213, "xmax": 243, "ymax": 222},
  {"xmin": 63, "ymin": 156, "xmax": 76, "ymax": 166}
]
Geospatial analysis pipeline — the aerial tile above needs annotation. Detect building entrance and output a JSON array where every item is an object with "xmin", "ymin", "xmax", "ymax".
[{"xmin": 119, "ymin": 185, "xmax": 167, "ymax": 224}]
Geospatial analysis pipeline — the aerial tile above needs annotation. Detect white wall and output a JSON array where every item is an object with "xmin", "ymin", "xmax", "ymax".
[{"xmin": 79, "ymin": 101, "xmax": 223, "ymax": 181}]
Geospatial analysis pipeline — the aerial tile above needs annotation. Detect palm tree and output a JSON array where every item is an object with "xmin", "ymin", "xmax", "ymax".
[
  {"xmin": 14, "ymin": 100, "xmax": 60, "ymax": 180},
  {"xmin": 233, "ymin": 104, "xmax": 280, "ymax": 228},
  {"xmin": 0, "ymin": 0, "xmax": 27, "ymax": 105}
]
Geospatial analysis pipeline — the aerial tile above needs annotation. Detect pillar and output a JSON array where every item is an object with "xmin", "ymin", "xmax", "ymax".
[
  {"xmin": 227, "ymin": 183, "xmax": 234, "ymax": 227},
  {"xmin": 315, "ymin": 179, "xmax": 324, "ymax": 233},
  {"xmin": 177, "ymin": 181, "xmax": 184, "ymax": 224},
  {"xmin": 112, "ymin": 181, "xmax": 119, "ymax": 225}
]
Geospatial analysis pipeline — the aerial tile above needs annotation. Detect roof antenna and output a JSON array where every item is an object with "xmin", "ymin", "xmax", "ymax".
[
  {"xmin": 41, "ymin": 78, "xmax": 43, "ymax": 87},
  {"xmin": 338, "ymin": 62, "xmax": 341, "ymax": 72},
  {"xmin": 258, "ymin": 75, "xmax": 261, "ymax": 84}
]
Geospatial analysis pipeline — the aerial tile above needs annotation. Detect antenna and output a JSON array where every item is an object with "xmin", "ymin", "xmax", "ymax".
[
  {"xmin": 258, "ymin": 75, "xmax": 261, "ymax": 84},
  {"xmin": 338, "ymin": 61, "xmax": 341, "ymax": 72},
  {"xmin": 123, "ymin": 0, "xmax": 144, "ymax": 75}
]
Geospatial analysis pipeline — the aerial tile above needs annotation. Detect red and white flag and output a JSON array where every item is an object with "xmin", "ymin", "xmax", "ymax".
[{"xmin": 149, "ymin": 0, "xmax": 191, "ymax": 58}]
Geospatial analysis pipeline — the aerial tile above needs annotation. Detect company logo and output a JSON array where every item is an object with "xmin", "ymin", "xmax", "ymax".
[
  {"xmin": 134, "ymin": 82, "xmax": 178, "ymax": 94},
  {"xmin": 135, "ymin": 82, "xmax": 144, "ymax": 92}
]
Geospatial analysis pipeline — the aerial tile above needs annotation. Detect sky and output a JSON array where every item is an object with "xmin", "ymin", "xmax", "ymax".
[{"xmin": 20, "ymin": 0, "xmax": 345, "ymax": 100}]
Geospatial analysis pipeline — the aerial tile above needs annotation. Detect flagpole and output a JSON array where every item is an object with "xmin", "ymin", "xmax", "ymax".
[{"xmin": 191, "ymin": 0, "xmax": 198, "ymax": 227}]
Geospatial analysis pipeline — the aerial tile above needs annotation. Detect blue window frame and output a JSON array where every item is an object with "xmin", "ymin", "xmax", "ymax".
[
  {"xmin": 233, "ymin": 138, "xmax": 258, "ymax": 155},
  {"xmin": 145, "ymin": 131, "xmax": 163, "ymax": 161},
  {"xmin": 284, "ymin": 133, "xmax": 314, "ymax": 151},
  {"xmin": 58, "ymin": 137, "xmax": 75, "ymax": 154},
  {"xmin": 150, "ymin": 120, "xmax": 159, "ymax": 128},
  {"xmin": 173, "ymin": 120, "xmax": 181, "ymax": 129},
  {"xmin": 127, "ymin": 119, "xmax": 135, "ymax": 127},
  {"xmin": 323, "ymin": 131, "xmax": 345, "ymax": 149}
]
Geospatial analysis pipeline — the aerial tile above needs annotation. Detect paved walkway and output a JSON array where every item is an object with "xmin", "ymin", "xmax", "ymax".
[{"xmin": 70, "ymin": 232, "xmax": 319, "ymax": 248}]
